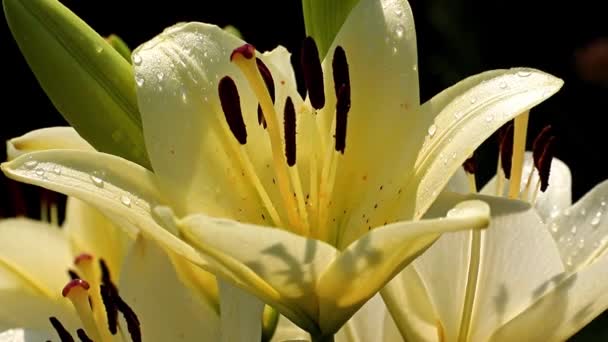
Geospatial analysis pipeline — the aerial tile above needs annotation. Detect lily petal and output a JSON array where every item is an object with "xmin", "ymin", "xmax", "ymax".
[
  {"xmin": 549, "ymin": 180, "xmax": 608, "ymax": 271},
  {"xmin": 412, "ymin": 69, "xmax": 563, "ymax": 219},
  {"xmin": 6, "ymin": 127, "xmax": 93, "ymax": 160},
  {"xmin": 317, "ymin": 200, "xmax": 490, "ymax": 334},
  {"xmin": 0, "ymin": 150, "xmax": 204, "ymax": 266},
  {"xmin": 0, "ymin": 219, "xmax": 77, "ymax": 333},
  {"xmin": 490, "ymin": 246, "xmax": 608, "ymax": 341},
  {"xmin": 317, "ymin": 0, "xmax": 421, "ymax": 238},
  {"xmin": 178, "ymin": 214, "xmax": 337, "ymax": 334},
  {"xmin": 0, "ymin": 329, "xmax": 53, "ymax": 342},
  {"xmin": 118, "ymin": 236, "xmax": 220, "ymax": 341},
  {"xmin": 480, "ymin": 152, "xmax": 572, "ymax": 222},
  {"xmin": 218, "ymin": 279, "xmax": 263, "ymax": 342}
]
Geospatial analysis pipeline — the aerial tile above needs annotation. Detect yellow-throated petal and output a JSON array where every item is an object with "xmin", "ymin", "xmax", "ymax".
[
  {"xmin": 218, "ymin": 279, "xmax": 263, "ymax": 342},
  {"xmin": 178, "ymin": 214, "xmax": 337, "ymax": 334},
  {"xmin": 317, "ymin": 200, "xmax": 490, "ymax": 334}
]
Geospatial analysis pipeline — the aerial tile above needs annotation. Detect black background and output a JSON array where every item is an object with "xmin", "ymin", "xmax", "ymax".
[{"xmin": 2, "ymin": 0, "xmax": 608, "ymax": 339}]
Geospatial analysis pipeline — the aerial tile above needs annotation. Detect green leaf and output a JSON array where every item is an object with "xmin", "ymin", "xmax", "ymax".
[
  {"xmin": 3, "ymin": 0, "xmax": 151, "ymax": 169},
  {"xmin": 301, "ymin": 0, "xmax": 359, "ymax": 58},
  {"xmin": 105, "ymin": 34, "xmax": 132, "ymax": 62}
]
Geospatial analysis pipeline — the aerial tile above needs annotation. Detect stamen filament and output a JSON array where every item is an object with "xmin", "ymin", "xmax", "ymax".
[
  {"xmin": 74, "ymin": 254, "xmax": 111, "ymax": 339},
  {"xmin": 508, "ymin": 111, "xmax": 529, "ymax": 199},
  {"xmin": 62, "ymin": 279, "xmax": 103, "ymax": 342},
  {"xmin": 231, "ymin": 47, "xmax": 304, "ymax": 233}
]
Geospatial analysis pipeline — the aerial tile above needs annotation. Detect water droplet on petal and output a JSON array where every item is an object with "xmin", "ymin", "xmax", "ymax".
[
  {"xmin": 454, "ymin": 111, "xmax": 464, "ymax": 120},
  {"xmin": 550, "ymin": 223, "xmax": 559, "ymax": 233},
  {"xmin": 485, "ymin": 113, "xmax": 494, "ymax": 122},
  {"xmin": 392, "ymin": 46, "xmax": 398, "ymax": 55},
  {"xmin": 120, "ymin": 195, "xmax": 132, "ymax": 207},
  {"xmin": 395, "ymin": 25, "xmax": 404, "ymax": 38},
  {"xmin": 157, "ymin": 72, "xmax": 164, "ymax": 81},
  {"xmin": 517, "ymin": 70, "xmax": 531, "ymax": 77},
  {"xmin": 35, "ymin": 168, "xmax": 45, "ymax": 177},
  {"xmin": 499, "ymin": 81, "xmax": 507, "ymax": 89},
  {"xmin": 135, "ymin": 76, "xmax": 145, "ymax": 87},
  {"xmin": 427, "ymin": 124, "xmax": 437, "ymax": 137},
  {"xmin": 571, "ymin": 225, "xmax": 577, "ymax": 234},
  {"xmin": 591, "ymin": 212, "xmax": 602, "ymax": 227},
  {"xmin": 578, "ymin": 238, "xmax": 585, "ymax": 249},
  {"xmin": 566, "ymin": 256, "xmax": 573, "ymax": 267},
  {"xmin": 133, "ymin": 53, "xmax": 142, "ymax": 65},
  {"xmin": 412, "ymin": 64, "xmax": 418, "ymax": 71},
  {"xmin": 469, "ymin": 97, "xmax": 477, "ymax": 104},
  {"xmin": 53, "ymin": 166, "xmax": 62, "ymax": 175},
  {"xmin": 96, "ymin": 46, "xmax": 104, "ymax": 53},
  {"xmin": 24, "ymin": 159, "xmax": 38, "ymax": 169},
  {"xmin": 90, "ymin": 171, "xmax": 105, "ymax": 187},
  {"xmin": 395, "ymin": 8, "xmax": 403, "ymax": 16}
]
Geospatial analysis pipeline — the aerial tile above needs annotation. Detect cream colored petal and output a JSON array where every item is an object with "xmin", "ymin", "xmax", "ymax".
[
  {"xmin": 0, "ymin": 219, "xmax": 78, "ymax": 334},
  {"xmin": 178, "ymin": 214, "xmax": 337, "ymax": 334},
  {"xmin": 412, "ymin": 69, "xmax": 563, "ymax": 219},
  {"xmin": 6, "ymin": 127, "xmax": 93, "ymax": 160},
  {"xmin": 271, "ymin": 315, "xmax": 310, "ymax": 342},
  {"xmin": 335, "ymin": 294, "xmax": 388, "ymax": 342},
  {"xmin": 549, "ymin": 180, "xmax": 608, "ymax": 272},
  {"xmin": 118, "ymin": 236, "xmax": 220, "ymax": 341},
  {"xmin": 480, "ymin": 152, "xmax": 572, "ymax": 222},
  {"xmin": 316, "ymin": 0, "xmax": 423, "ymax": 246},
  {"xmin": 63, "ymin": 198, "xmax": 131, "ymax": 281},
  {"xmin": 218, "ymin": 279, "xmax": 263, "ymax": 342},
  {"xmin": 317, "ymin": 200, "xmax": 490, "ymax": 334},
  {"xmin": 381, "ymin": 266, "xmax": 437, "ymax": 342},
  {"xmin": 1, "ymin": 151, "xmax": 204, "ymax": 267}
]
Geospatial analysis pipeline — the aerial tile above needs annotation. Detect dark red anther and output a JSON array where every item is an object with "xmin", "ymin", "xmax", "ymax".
[
  {"xmin": 76, "ymin": 329, "xmax": 93, "ymax": 342},
  {"xmin": 256, "ymin": 58, "xmax": 275, "ymax": 103},
  {"xmin": 284, "ymin": 97, "xmax": 297, "ymax": 166},
  {"xmin": 100, "ymin": 284, "xmax": 119, "ymax": 334},
  {"xmin": 332, "ymin": 46, "xmax": 350, "ymax": 99},
  {"xmin": 499, "ymin": 122, "xmax": 514, "ymax": 179},
  {"xmin": 49, "ymin": 317, "xmax": 75, "ymax": 342},
  {"xmin": 532, "ymin": 125, "xmax": 552, "ymax": 169},
  {"xmin": 538, "ymin": 136, "xmax": 556, "ymax": 192},
  {"xmin": 219, "ymin": 76, "xmax": 248, "ymax": 144},
  {"xmin": 463, "ymin": 156, "xmax": 477, "ymax": 174},
  {"xmin": 257, "ymin": 106, "xmax": 268, "ymax": 129},
  {"xmin": 335, "ymin": 84, "xmax": 351, "ymax": 154},
  {"xmin": 116, "ymin": 295, "xmax": 141, "ymax": 342},
  {"xmin": 230, "ymin": 43, "xmax": 255, "ymax": 61},
  {"xmin": 74, "ymin": 253, "xmax": 93, "ymax": 265},
  {"xmin": 62, "ymin": 279, "xmax": 90, "ymax": 297},
  {"xmin": 301, "ymin": 37, "xmax": 325, "ymax": 110}
]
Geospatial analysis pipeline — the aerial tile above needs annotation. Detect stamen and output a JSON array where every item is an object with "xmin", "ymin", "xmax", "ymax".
[
  {"xmin": 257, "ymin": 106, "xmax": 268, "ymax": 128},
  {"xmin": 49, "ymin": 316, "xmax": 75, "ymax": 342},
  {"xmin": 99, "ymin": 259, "xmax": 112, "ymax": 285},
  {"xmin": 300, "ymin": 37, "xmax": 325, "ymax": 110},
  {"xmin": 256, "ymin": 58, "xmax": 275, "ymax": 129},
  {"xmin": 76, "ymin": 329, "xmax": 93, "ymax": 342},
  {"xmin": 284, "ymin": 97, "xmax": 297, "ymax": 167},
  {"xmin": 335, "ymin": 84, "xmax": 350, "ymax": 154},
  {"xmin": 219, "ymin": 76, "xmax": 248, "ymax": 145},
  {"xmin": 508, "ymin": 112, "xmax": 530, "ymax": 199},
  {"xmin": 538, "ymin": 136, "xmax": 556, "ymax": 192},
  {"xmin": 68, "ymin": 269, "xmax": 80, "ymax": 280},
  {"xmin": 499, "ymin": 122, "xmax": 514, "ymax": 179},
  {"xmin": 100, "ymin": 284, "xmax": 118, "ymax": 334},
  {"xmin": 62, "ymin": 279, "xmax": 102, "ymax": 342},
  {"xmin": 463, "ymin": 156, "xmax": 476, "ymax": 174},
  {"xmin": 532, "ymin": 125, "xmax": 552, "ymax": 169},
  {"xmin": 116, "ymin": 295, "xmax": 141, "ymax": 342},
  {"xmin": 230, "ymin": 43, "xmax": 305, "ymax": 233},
  {"xmin": 332, "ymin": 46, "xmax": 350, "ymax": 99},
  {"xmin": 230, "ymin": 43, "xmax": 255, "ymax": 61}
]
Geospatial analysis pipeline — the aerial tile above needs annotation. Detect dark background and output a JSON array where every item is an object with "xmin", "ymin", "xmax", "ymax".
[{"xmin": 1, "ymin": 0, "xmax": 608, "ymax": 339}]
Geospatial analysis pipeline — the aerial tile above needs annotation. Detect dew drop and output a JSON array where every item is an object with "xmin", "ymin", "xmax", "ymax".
[
  {"xmin": 601, "ymin": 200, "xmax": 607, "ymax": 207},
  {"xmin": 499, "ymin": 81, "xmax": 507, "ymax": 89},
  {"xmin": 24, "ymin": 159, "xmax": 38, "ymax": 170},
  {"xmin": 90, "ymin": 171, "xmax": 105, "ymax": 187},
  {"xmin": 485, "ymin": 113, "xmax": 494, "ymax": 122},
  {"xmin": 392, "ymin": 46, "xmax": 398, "ymax": 55},
  {"xmin": 517, "ymin": 70, "xmax": 531, "ymax": 77},
  {"xmin": 591, "ymin": 212, "xmax": 602, "ymax": 227},
  {"xmin": 454, "ymin": 111, "xmax": 464, "ymax": 120},
  {"xmin": 566, "ymin": 256, "xmax": 573, "ymax": 267},
  {"xmin": 135, "ymin": 76, "xmax": 145, "ymax": 87},
  {"xmin": 181, "ymin": 90, "xmax": 188, "ymax": 103},
  {"xmin": 427, "ymin": 124, "xmax": 437, "ymax": 137},
  {"xmin": 578, "ymin": 238, "xmax": 585, "ymax": 249},
  {"xmin": 133, "ymin": 53, "xmax": 142, "ymax": 65},
  {"xmin": 95, "ymin": 46, "xmax": 104, "ymax": 53},
  {"xmin": 570, "ymin": 225, "xmax": 577, "ymax": 234},
  {"xmin": 157, "ymin": 72, "xmax": 164, "ymax": 81},
  {"xmin": 412, "ymin": 64, "xmax": 418, "ymax": 71},
  {"xmin": 550, "ymin": 223, "xmax": 559, "ymax": 233},
  {"xmin": 120, "ymin": 195, "xmax": 132, "ymax": 207},
  {"xmin": 53, "ymin": 166, "xmax": 62, "ymax": 175},
  {"xmin": 469, "ymin": 97, "xmax": 477, "ymax": 104},
  {"xmin": 35, "ymin": 168, "xmax": 45, "ymax": 177},
  {"xmin": 395, "ymin": 25, "xmax": 404, "ymax": 38},
  {"xmin": 395, "ymin": 8, "xmax": 403, "ymax": 17}
]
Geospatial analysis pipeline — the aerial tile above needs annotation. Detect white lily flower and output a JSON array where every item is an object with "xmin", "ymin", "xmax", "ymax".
[
  {"xmin": 1, "ymin": 0, "xmax": 563, "ymax": 338},
  {"xmin": 383, "ymin": 147, "xmax": 608, "ymax": 340},
  {"xmin": 0, "ymin": 198, "xmax": 221, "ymax": 341}
]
